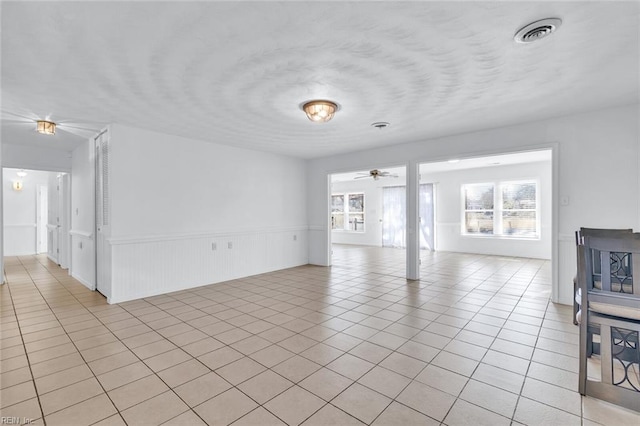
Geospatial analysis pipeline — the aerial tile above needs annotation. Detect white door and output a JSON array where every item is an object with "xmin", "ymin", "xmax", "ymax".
[
  {"xmin": 36, "ymin": 186, "xmax": 48, "ymax": 254},
  {"xmin": 48, "ymin": 178, "xmax": 59, "ymax": 263},
  {"xmin": 58, "ymin": 174, "xmax": 70, "ymax": 269},
  {"xmin": 95, "ymin": 131, "xmax": 111, "ymax": 297}
]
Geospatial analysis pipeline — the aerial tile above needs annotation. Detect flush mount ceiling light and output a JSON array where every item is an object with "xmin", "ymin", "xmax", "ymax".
[
  {"xmin": 514, "ymin": 18, "xmax": 562, "ymax": 43},
  {"xmin": 302, "ymin": 100, "xmax": 339, "ymax": 123},
  {"xmin": 16, "ymin": 170, "xmax": 27, "ymax": 178},
  {"xmin": 36, "ymin": 120, "xmax": 56, "ymax": 135}
]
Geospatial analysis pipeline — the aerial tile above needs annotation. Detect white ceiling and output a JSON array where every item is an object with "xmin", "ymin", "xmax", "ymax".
[{"xmin": 2, "ymin": 2, "xmax": 638, "ymax": 159}]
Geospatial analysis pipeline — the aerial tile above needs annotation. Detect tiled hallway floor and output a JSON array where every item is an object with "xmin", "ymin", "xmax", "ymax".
[{"xmin": 1, "ymin": 247, "xmax": 639, "ymax": 425}]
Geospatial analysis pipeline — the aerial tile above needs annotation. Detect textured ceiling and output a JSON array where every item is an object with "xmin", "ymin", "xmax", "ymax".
[{"xmin": 1, "ymin": 1, "xmax": 638, "ymax": 159}]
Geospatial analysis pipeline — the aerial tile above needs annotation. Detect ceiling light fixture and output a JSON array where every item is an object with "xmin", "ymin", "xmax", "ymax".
[
  {"xmin": 16, "ymin": 170, "xmax": 27, "ymax": 178},
  {"xmin": 36, "ymin": 120, "xmax": 56, "ymax": 135},
  {"xmin": 514, "ymin": 18, "xmax": 562, "ymax": 43},
  {"xmin": 302, "ymin": 100, "xmax": 338, "ymax": 123}
]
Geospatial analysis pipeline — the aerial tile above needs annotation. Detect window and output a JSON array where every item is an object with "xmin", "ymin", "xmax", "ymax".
[
  {"xmin": 501, "ymin": 182, "xmax": 537, "ymax": 236},
  {"xmin": 331, "ymin": 193, "xmax": 365, "ymax": 232},
  {"xmin": 464, "ymin": 183, "xmax": 494, "ymax": 235},
  {"xmin": 462, "ymin": 181, "xmax": 538, "ymax": 238}
]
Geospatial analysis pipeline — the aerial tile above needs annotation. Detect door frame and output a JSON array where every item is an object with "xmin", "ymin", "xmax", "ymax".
[
  {"xmin": 94, "ymin": 128, "xmax": 111, "ymax": 299},
  {"xmin": 416, "ymin": 144, "xmax": 558, "ymax": 301},
  {"xmin": 327, "ymin": 163, "xmax": 408, "ymax": 264},
  {"xmin": 323, "ymin": 143, "xmax": 558, "ymax": 301}
]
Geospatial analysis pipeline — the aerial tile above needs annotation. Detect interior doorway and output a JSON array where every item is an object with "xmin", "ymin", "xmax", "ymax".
[
  {"xmin": 2, "ymin": 168, "xmax": 69, "ymax": 264},
  {"xmin": 329, "ymin": 166, "xmax": 407, "ymax": 277},
  {"xmin": 418, "ymin": 149, "xmax": 554, "ymax": 294},
  {"xmin": 95, "ymin": 129, "xmax": 111, "ymax": 299}
]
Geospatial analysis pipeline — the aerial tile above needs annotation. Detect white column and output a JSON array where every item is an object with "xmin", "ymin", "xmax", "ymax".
[{"xmin": 406, "ymin": 161, "xmax": 420, "ymax": 280}]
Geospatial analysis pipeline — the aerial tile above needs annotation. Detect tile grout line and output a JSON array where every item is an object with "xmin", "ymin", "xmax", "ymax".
[
  {"xmin": 2, "ymin": 256, "xmax": 49, "ymax": 426},
  {"xmin": 15, "ymin": 255, "xmax": 128, "ymax": 426},
  {"xmin": 4, "ymin": 251, "xmax": 594, "ymax": 426},
  {"xmin": 427, "ymin": 257, "xmax": 547, "ymax": 423}
]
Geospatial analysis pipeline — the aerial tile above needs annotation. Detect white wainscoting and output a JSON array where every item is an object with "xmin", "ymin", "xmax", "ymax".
[
  {"xmin": 70, "ymin": 230, "xmax": 95, "ymax": 291},
  {"xmin": 3, "ymin": 223, "xmax": 37, "ymax": 256},
  {"xmin": 108, "ymin": 227, "xmax": 309, "ymax": 304},
  {"xmin": 557, "ymin": 233, "xmax": 576, "ymax": 306}
]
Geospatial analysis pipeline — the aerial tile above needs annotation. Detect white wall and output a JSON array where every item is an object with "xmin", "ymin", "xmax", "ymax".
[
  {"xmin": 3, "ymin": 169, "xmax": 54, "ymax": 256},
  {"xmin": 331, "ymin": 178, "xmax": 404, "ymax": 246},
  {"xmin": 307, "ymin": 104, "xmax": 640, "ymax": 305},
  {"xmin": 70, "ymin": 139, "xmax": 96, "ymax": 290},
  {"xmin": 2, "ymin": 144, "xmax": 72, "ymax": 172},
  {"xmin": 1, "ymin": 145, "xmax": 3, "ymax": 283},
  {"xmin": 422, "ymin": 161, "xmax": 552, "ymax": 259},
  {"xmin": 105, "ymin": 124, "xmax": 308, "ymax": 303}
]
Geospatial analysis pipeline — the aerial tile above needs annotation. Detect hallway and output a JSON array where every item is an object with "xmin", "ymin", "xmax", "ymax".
[{"xmin": 1, "ymin": 251, "xmax": 638, "ymax": 425}]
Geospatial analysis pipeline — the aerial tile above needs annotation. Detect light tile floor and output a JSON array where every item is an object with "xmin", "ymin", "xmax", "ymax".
[{"xmin": 1, "ymin": 246, "xmax": 639, "ymax": 425}]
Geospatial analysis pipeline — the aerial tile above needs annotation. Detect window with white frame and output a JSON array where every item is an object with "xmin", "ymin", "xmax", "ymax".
[
  {"xmin": 331, "ymin": 193, "xmax": 365, "ymax": 232},
  {"xmin": 462, "ymin": 180, "xmax": 538, "ymax": 237}
]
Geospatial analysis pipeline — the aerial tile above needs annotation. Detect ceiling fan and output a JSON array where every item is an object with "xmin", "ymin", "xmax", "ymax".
[{"xmin": 354, "ymin": 169, "xmax": 398, "ymax": 180}]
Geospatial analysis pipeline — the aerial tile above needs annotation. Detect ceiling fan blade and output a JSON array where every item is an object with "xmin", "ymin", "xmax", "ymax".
[{"xmin": 353, "ymin": 176, "xmax": 370, "ymax": 179}]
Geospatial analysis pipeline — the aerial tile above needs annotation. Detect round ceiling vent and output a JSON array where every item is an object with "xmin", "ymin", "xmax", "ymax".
[
  {"xmin": 514, "ymin": 18, "xmax": 562, "ymax": 43},
  {"xmin": 371, "ymin": 122, "xmax": 390, "ymax": 129}
]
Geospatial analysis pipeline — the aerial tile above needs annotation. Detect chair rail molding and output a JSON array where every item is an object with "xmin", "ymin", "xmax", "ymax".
[{"xmin": 107, "ymin": 225, "xmax": 309, "ymax": 245}]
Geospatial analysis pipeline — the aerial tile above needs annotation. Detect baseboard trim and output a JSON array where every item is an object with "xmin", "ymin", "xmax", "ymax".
[{"xmin": 72, "ymin": 272, "xmax": 95, "ymax": 291}]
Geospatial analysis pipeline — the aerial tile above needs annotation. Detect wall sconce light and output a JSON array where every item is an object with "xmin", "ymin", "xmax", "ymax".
[
  {"xmin": 36, "ymin": 120, "xmax": 56, "ymax": 135},
  {"xmin": 13, "ymin": 181, "xmax": 24, "ymax": 191},
  {"xmin": 302, "ymin": 100, "xmax": 339, "ymax": 123}
]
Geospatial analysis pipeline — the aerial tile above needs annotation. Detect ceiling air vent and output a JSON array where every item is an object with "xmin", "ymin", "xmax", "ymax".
[{"xmin": 514, "ymin": 18, "xmax": 562, "ymax": 43}]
